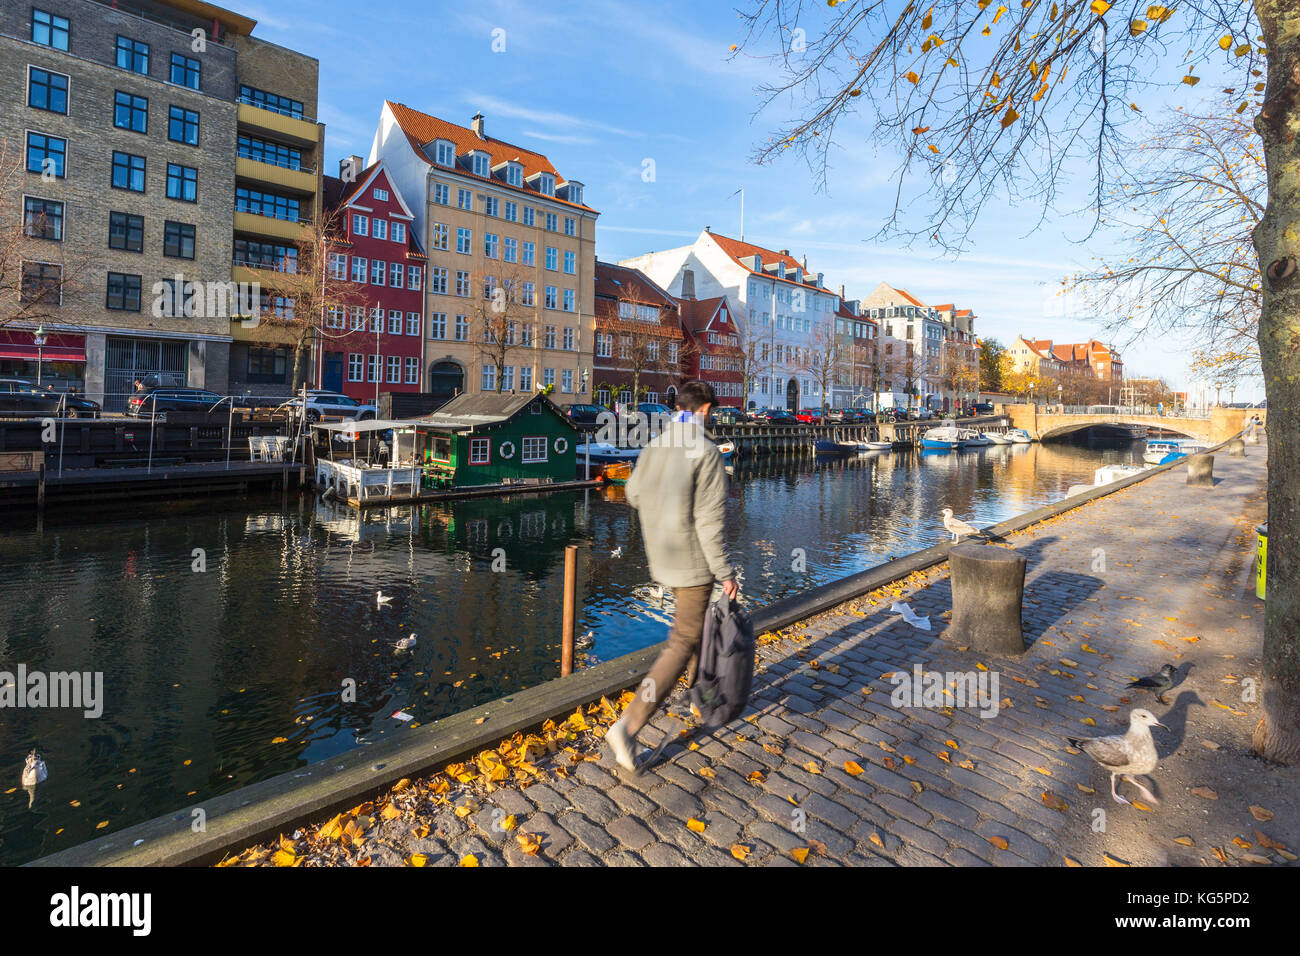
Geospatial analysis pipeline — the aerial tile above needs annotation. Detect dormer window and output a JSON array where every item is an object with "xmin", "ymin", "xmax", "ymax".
[
  {"xmin": 506, "ymin": 162, "xmax": 523, "ymax": 187},
  {"xmin": 470, "ymin": 152, "xmax": 490, "ymax": 177},
  {"xmin": 538, "ymin": 173, "xmax": 555, "ymax": 196},
  {"xmin": 560, "ymin": 181, "xmax": 584, "ymax": 205},
  {"xmin": 434, "ymin": 140, "xmax": 455, "ymax": 167}
]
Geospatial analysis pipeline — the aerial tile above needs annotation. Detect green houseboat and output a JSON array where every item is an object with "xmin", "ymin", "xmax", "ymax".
[{"xmin": 412, "ymin": 391, "xmax": 578, "ymax": 488}]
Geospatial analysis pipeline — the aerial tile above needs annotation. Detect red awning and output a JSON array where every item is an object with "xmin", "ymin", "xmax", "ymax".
[{"xmin": 0, "ymin": 331, "xmax": 86, "ymax": 363}]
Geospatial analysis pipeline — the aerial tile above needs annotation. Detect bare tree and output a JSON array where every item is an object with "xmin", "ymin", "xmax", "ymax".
[
  {"xmin": 473, "ymin": 258, "xmax": 538, "ymax": 392},
  {"xmin": 795, "ymin": 320, "xmax": 845, "ymax": 412}
]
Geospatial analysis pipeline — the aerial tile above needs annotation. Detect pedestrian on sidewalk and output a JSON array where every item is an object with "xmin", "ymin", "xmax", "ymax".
[{"xmin": 606, "ymin": 380, "xmax": 739, "ymax": 771}]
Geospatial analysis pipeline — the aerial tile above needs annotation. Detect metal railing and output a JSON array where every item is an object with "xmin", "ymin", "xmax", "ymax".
[
  {"xmin": 236, "ymin": 149, "xmax": 314, "ymax": 174},
  {"xmin": 1055, "ymin": 404, "xmax": 1212, "ymax": 420}
]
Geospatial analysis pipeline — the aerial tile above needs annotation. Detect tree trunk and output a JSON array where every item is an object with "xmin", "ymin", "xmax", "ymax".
[{"xmin": 1251, "ymin": 0, "xmax": 1300, "ymax": 764}]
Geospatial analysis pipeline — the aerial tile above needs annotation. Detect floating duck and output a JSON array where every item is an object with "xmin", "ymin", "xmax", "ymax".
[
  {"xmin": 22, "ymin": 750, "xmax": 47, "ymax": 788},
  {"xmin": 576, "ymin": 630, "xmax": 595, "ymax": 650},
  {"xmin": 376, "ymin": 590, "xmax": 393, "ymax": 607}
]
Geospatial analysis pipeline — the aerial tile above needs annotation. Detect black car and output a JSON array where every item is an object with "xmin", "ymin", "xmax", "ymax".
[
  {"xmin": 127, "ymin": 386, "xmax": 225, "ymax": 418},
  {"xmin": 561, "ymin": 402, "xmax": 606, "ymax": 430},
  {"xmin": 0, "ymin": 379, "xmax": 101, "ymax": 418},
  {"xmin": 751, "ymin": 408, "xmax": 798, "ymax": 425},
  {"xmin": 708, "ymin": 405, "xmax": 750, "ymax": 426}
]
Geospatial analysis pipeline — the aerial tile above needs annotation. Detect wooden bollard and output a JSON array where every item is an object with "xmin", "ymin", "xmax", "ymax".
[
  {"xmin": 947, "ymin": 543, "xmax": 1027, "ymax": 656},
  {"xmin": 1187, "ymin": 453, "xmax": 1214, "ymax": 487},
  {"xmin": 1228, "ymin": 438, "xmax": 1246, "ymax": 457},
  {"xmin": 561, "ymin": 544, "xmax": 577, "ymax": 676}
]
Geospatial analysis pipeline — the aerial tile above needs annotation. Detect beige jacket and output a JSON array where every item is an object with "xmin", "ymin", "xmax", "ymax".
[{"xmin": 625, "ymin": 419, "xmax": 734, "ymax": 588}]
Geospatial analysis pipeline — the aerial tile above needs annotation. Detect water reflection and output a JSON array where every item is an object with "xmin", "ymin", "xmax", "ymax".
[{"xmin": 0, "ymin": 433, "xmax": 1138, "ymax": 863}]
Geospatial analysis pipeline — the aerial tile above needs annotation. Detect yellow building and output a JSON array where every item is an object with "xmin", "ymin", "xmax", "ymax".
[{"xmin": 370, "ymin": 102, "xmax": 597, "ymax": 401}]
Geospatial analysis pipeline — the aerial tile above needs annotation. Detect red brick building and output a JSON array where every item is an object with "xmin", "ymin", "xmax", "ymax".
[
  {"xmin": 678, "ymin": 295, "xmax": 744, "ymax": 407},
  {"xmin": 321, "ymin": 161, "xmax": 426, "ymax": 403},
  {"xmin": 592, "ymin": 260, "xmax": 683, "ymax": 407}
]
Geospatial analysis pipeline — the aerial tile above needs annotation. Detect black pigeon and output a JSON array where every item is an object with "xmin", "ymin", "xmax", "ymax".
[{"xmin": 1126, "ymin": 663, "xmax": 1179, "ymax": 704}]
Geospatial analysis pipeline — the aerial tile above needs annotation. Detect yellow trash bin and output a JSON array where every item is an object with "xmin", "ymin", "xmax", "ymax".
[{"xmin": 1256, "ymin": 523, "xmax": 1268, "ymax": 600}]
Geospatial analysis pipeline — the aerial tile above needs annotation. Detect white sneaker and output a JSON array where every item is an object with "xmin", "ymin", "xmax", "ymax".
[{"xmin": 605, "ymin": 717, "xmax": 638, "ymax": 771}]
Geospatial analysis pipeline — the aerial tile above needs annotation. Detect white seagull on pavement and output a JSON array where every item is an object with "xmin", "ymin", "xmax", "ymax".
[{"xmin": 1067, "ymin": 708, "xmax": 1168, "ymax": 805}]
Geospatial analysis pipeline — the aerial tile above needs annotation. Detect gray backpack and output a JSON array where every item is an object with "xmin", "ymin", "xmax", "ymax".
[{"xmin": 688, "ymin": 598, "xmax": 756, "ymax": 729}]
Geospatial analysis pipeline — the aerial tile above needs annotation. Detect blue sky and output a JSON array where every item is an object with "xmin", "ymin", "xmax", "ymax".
[{"xmin": 240, "ymin": 0, "xmax": 1258, "ymax": 397}]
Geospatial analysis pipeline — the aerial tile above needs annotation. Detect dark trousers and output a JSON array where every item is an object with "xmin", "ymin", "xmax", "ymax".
[{"xmin": 622, "ymin": 583, "xmax": 714, "ymax": 736}]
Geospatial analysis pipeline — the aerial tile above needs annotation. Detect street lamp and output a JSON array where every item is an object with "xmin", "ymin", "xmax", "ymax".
[{"xmin": 33, "ymin": 325, "xmax": 47, "ymax": 387}]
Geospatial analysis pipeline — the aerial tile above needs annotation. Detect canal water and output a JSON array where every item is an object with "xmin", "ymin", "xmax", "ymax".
[{"xmin": 0, "ymin": 435, "xmax": 1142, "ymax": 864}]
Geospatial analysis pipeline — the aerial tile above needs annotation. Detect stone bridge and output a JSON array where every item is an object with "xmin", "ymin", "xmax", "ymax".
[{"xmin": 1002, "ymin": 404, "xmax": 1262, "ymax": 445}]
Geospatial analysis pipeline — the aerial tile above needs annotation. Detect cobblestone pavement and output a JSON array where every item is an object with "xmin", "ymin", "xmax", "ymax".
[{"xmin": 245, "ymin": 445, "xmax": 1300, "ymax": 867}]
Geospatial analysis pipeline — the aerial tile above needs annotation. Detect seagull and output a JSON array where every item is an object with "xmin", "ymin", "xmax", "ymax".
[
  {"xmin": 395, "ymin": 633, "xmax": 417, "ymax": 652},
  {"xmin": 941, "ymin": 508, "xmax": 985, "ymax": 543},
  {"xmin": 610, "ymin": 547, "xmax": 623, "ymax": 559},
  {"xmin": 576, "ymin": 630, "xmax": 595, "ymax": 650},
  {"xmin": 1127, "ymin": 663, "xmax": 1182, "ymax": 705},
  {"xmin": 21, "ymin": 750, "xmax": 47, "ymax": 788},
  {"xmin": 1067, "ymin": 708, "xmax": 1168, "ymax": 805},
  {"xmin": 376, "ymin": 590, "xmax": 392, "ymax": 608}
]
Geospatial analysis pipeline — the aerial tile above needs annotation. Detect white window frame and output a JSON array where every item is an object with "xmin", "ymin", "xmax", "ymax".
[{"xmin": 522, "ymin": 436, "xmax": 548, "ymax": 463}]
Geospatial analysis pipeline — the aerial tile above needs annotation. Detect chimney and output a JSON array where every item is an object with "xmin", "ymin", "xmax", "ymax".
[
  {"xmin": 341, "ymin": 155, "xmax": 365, "ymax": 180},
  {"xmin": 704, "ymin": 225, "xmax": 711, "ymax": 233},
  {"xmin": 802, "ymin": 255, "xmax": 809, "ymax": 271},
  {"xmin": 471, "ymin": 113, "xmax": 486, "ymax": 139},
  {"xmin": 681, "ymin": 267, "xmax": 696, "ymax": 300},
  {"xmin": 839, "ymin": 284, "xmax": 845, "ymax": 299},
  {"xmin": 779, "ymin": 249, "xmax": 790, "ymax": 257}
]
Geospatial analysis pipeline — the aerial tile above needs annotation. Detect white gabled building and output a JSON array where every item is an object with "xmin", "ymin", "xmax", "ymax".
[
  {"xmin": 860, "ymin": 282, "xmax": 948, "ymax": 411},
  {"xmin": 619, "ymin": 229, "xmax": 840, "ymax": 411}
]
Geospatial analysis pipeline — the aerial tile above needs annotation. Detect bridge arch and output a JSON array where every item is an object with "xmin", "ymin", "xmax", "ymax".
[{"xmin": 1037, "ymin": 419, "xmax": 1206, "ymax": 443}]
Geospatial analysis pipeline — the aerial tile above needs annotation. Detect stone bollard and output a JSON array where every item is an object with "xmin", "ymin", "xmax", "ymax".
[
  {"xmin": 1228, "ymin": 438, "xmax": 1246, "ymax": 457},
  {"xmin": 947, "ymin": 543, "xmax": 1027, "ymax": 656},
  {"xmin": 1187, "ymin": 453, "xmax": 1214, "ymax": 487}
]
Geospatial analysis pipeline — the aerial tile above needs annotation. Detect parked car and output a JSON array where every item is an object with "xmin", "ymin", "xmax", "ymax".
[
  {"xmin": 127, "ymin": 386, "xmax": 225, "ymax": 418},
  {"xmin": 708, "ymin": 405, "xmax": 750, "ymax": 426},
  {"xmin": 824, "ymin": 408, "xmax": 867, "ymax": 423},
  {"xmin": 0, "ymin": 379, "xmax": 101, "ymax": 418},
  {"xmin": 971, "ymin": 402, "xmax": 995, "ymax": 416},
  {"xmin": 751, "ymin": 408, "xmax": 798, "ymax": 425},
  {"xmin": 795, "ymin": 408, "xmax": 825, "ymax": 424},
  {"xmin": 561, "ymin": 403, "xmax": 606, "ymax": 430},
  {"xmin": 280, "ymin": 391, "xmax": 377, "ymax": 423}
]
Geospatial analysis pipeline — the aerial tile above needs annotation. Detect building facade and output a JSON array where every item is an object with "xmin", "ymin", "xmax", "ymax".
[
  {"xmin": 677, "ymin": 293, "xmax": 744, "ymax": 407},
  {"xmin": 591, "ymin": 259, "xmax": 683, "ymax": 407},
  {"xmin": 370, "ymin": 102, "xmax": 597, "ymax": 403},
  {"xmin": 321, "ymin": 161, "xmax": 425, "ymax": 404},
  {"xmin": 861, "ymin": 283, "xmax": 948, "ymax": 410},
  {"xmin": 0, "ymin": 0, "xmax": 321, "ymax": 410}
]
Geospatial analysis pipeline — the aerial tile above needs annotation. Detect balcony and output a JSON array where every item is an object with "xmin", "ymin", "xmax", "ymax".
[
  {"xmin": 233, "ymin": 210, "xmax": 311, "ymax": 243},
  {"xmin": 237, "ymin": 101, "xmax": 320, "ymax": 148},
  {"xmin": 236, "ymin": 155, "xmax": 317, "ymax": 195}
]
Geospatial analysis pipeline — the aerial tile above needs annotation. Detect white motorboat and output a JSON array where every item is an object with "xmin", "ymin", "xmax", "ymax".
[
  {"xmin": 575, "ymin": 441, "xmax": 641, "ymax": 464},
  {"xmin": 920, "ymin": 427, "xmax": 964, "ymax": 449},
  {"xmin": 1006, "ymin": 428, "xmax": 1034, "ymax": 444},
  {"xmin": 959, "ymin": 429, "xmax": 993, "ymax": 447},
  {"xmin": 863, "ymin": 440, "xmax": 894, "ymax": 452},
  {"xmin": 983, "ymin": 431, "xmax": 1013, "ymax": 445},
  {"xmin": 1143, "ymin": 438, "xmax": 1209, "ymax": 465}
]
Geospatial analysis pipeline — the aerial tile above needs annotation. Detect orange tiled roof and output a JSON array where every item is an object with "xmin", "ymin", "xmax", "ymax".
[{"xmin": 385, "ymin": 101, "xmax": 594, "ymax": 212}]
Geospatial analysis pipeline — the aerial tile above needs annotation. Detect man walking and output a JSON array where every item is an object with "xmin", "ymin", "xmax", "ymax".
[{"xmin": 607, "ymin": 381, "xmax": 738, "ymax": 770}]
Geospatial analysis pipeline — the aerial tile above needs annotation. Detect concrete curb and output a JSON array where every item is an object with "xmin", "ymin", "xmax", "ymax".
[{"xmin": 28, "ymin": 442, "xmax": 1214, "ymax": 867}]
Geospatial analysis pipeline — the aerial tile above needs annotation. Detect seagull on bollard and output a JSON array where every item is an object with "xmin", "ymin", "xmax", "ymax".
[
  {"xmin": 941, "ymin": 508, "xmax": 986, "ymax": 543},
  {"xmin": 1067, "ymin": 708, "xmax": 1168, "ymax": 806},
  {"xmin": 1127, "ymin": 663, "xmax": 1182, "ymax": 705}
]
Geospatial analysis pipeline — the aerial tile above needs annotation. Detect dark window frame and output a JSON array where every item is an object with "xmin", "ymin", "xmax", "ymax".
[
  {"xmin": 25, "ymin": 131, "xmax": 66, "ymax": 178},
  {"xmin": 115, "ymin": 35, "xmax": 149, "ymax": 74},
  {"xmin": 169, "ymin": 53, "xmax": 200, "ymax": 89},
  {"xmin": 113, "ymin": 90, "xmax": 149, "ymax": 133},
  {"xmin": 167, "ymin": 105, "xmax": 199, "ymax": 146},
  {"xmin": 163, "ymin": 220, "xmax": 195, "ymax": 260},
  {"xmin": 27, "ymin": 66, "xmax": 69, "ymax": 114},
  {"xmin": 108, "ymin": 211, "xmax": 145, "ymax": 252},
  {"xmin": 23, "ymin": 196, "xmax": 64, "ymax": 241},
  {"xmin": 105, "ymin": 272, "xmax": 143, "ymax": 312},
  {"xmin": 20, "ymin": 260, "xmax": 63, "ymax": 304},
  {"xmin": 32, "ymin": 9, "xmax": 70, "ymax": 51},
  {"xmin": 165, "ymin": 162, "xmax": 198, "ymax": 202},
  {"xmin": 111, "ymin": 151, "xmax": 146, "ymax": 192}
]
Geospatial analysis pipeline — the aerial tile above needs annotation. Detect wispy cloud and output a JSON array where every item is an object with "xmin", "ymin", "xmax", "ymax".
[
  {"xmin": 521, "ymin": 130, "xmax": 598, "ymax": 145},
  {"xmin": 465, "ymin": 93, "xmax": 641, "ymax": 138}
]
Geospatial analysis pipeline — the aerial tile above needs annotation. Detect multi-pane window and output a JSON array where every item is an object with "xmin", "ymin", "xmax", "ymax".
[
  {"xmin": 166, "ymin": 162, "xmax": 197, "ymax": 201},
  {"xmin": 482, "ymin": 275, "xmax": 496, "ymax": 300},
  {"xmin": 405, "ymin": 356, "xmax": 418, "ymax": 384},
  {"xmin": 23, "ymin": 198, "xmax": 63, "ymax": 241},
  {"xmin": 506, "ymin": 164, "xmax": 523, "ymax": 188},
  {"xmin": 390, "ymin": 262, "xmax": 404, "ymax": 287},
  {"xmin": 469, "ymin": 437, "xmax": 490, "ymax": 463},
  {"xmin": 352, "ymin": 214, "xmax": 368, "ymax": 236},
  {"xmin": 522, "ymin": 206, "xmax": 535, "ymax": 227},
  {"xmin": 348, "ymin": 353, "xmax": 364, "ymax": 382},
  {"xmin": 328, "ymin": 252, "xmax": 347, "ymax": 279},
  {"xmin": 367, "ymin": 354, "xmax": 379, "ymax": 382},
  {"xmin": 503, "ymin": 237, "xmax": 518, "ymax": 262},
  {"xmin": 545, "ymin": 246, "xmax": 558, "ymax": 270},
  {"xmin": 471, "ymin": 154, "xmax": 489, "ymax": 177},
  {"xmin": 430, "ymin": 267, "xmax": 447, "ymax": 294},
  {"xmin": 433, "ymin": 183, "xmax": 450, "ymax": 205},
  {"xmin": 406, "ymin": 312, "xmax": 421, "ymax": 336},
  {"xmin": 500, "ymin": 365, "xmax": 514, "ymax": 390},
  {"xmin": 504, "ymin": 201, "xmax": 518, "ymax": 222},
  {"xmin": 20, "ymin": 261, "xmax": 62, "ymax": 304},
  {"xmin": 236, "ymin": 187, "xmax": 299, "ymax": 221},
  {"xmin": 522, "ymin": 436, "xmax": 548, "ymax": 463},
  {"xmin": 168, "ymin": 106, "xmax": 199, "ymax": 145},
  {"xmin": 247, "ymin": 348, "xmax": 287, "ymax": 382},
  {"xmin": 563, "ymin": 289, "xmax": 576, "ymax": 312},
  {"xmin": 456, "ymin": 227, "xmax": 471, "ymax": 254},
  {"xmin": 26, "ymin": 132, "xmax": 66, "ymax": 177},
  {"xmin": 325, "ymin": 306, "xmax": 345, "ymax": 328},
  {"xmin": 387, "ymin": 355, "xmax": 401, "ymax": 383},
  {"xmin": 455, "ymin": 271, "xmax": 471, "ymax": 297},
  {"xmin": 351, "ymin": 257, "xmax": 367, "ymax": 283},
  {"xmin": 484, "ymin": 233, "xmax": 498, "ymax": 258},
  {"xmin": 561, "ymin": 369, "xmax": 573, "ymax": 393},
  {"xmin": 483, "ymin": 196, "xmax": 499, "ymax": 217},
  {"xmin": 480, "ymin": 365, "xmax": 496, "ymax": 392},
  {"xmin": 163, "ymin": 221, "xmax": 196, "ymax": 259},
  {"xmin": 521, "ymin": 281, "xmax": 535, "ymax": 306},
  {"xmin": 522, "ymin": 242, "xmax": 535, "ymax": 266},
  {"xmin": 115, "ymin": 36, "xmax": 149, "ymax": 73},
  {"xmin": 370, "ymin": 260, "xmax": 386, "ymax": 285},
  {"xmin": 544, "ymin": 326, "xmax": 557, "ymax": 349},
  {"xmin": 429, "ymin": 313, "xmax": 447, "ymax": 339},
  {"xmin": 596, "ymin": 333, "xmax": 612, "ymax": 358},
  {"xmin": 106, "ymin": 272, "xmax": 142, "ymax": 311},
  {"xmin": 392, "ymin": 222, "xmax": 406, "ymax": 244},
  {"xmin": 432, "ymin": 222, "xmax": 449, "ymax": 250},
  {"xmin": 544, "ymin": 286, "xmax": 557, "ymax": 310},
  {"xmin": 408, "ymin": 265, "xmax": 422, "ymax": 290},
  {"xmin": 112, "ymin": 151, "xmax": 146, "ymax": 191},
  {"xmin": 457, "ymin": 188, "xmax": 472, "ymax": 210},
  {"xmin": 544, "ymin": 212, "xmax": 558, "ymax": 232},
  {"xmin": 449, "ymin": 314, "xmax": 465, "ymax": 341},
  {"xmin": 108, "ymin": 211, "xmax": 144, "ymax": 252},
  {"xmin": 564, "ymin": 217, "xmax": 576, "ymax": 236},
  {"xmin": 238, "ymin": 135, "xmax": 302, "ymax": 169},
  {"xmin": 28, "ymin": 68, "xmax": 68, "ymax": 113},
  {"xmin": 435, "ymin": 141, "xmax": 455, "ymax": 166},
  {"xmin": 33, "ymin": 10, "xmax": 70, "ymax": 50},
  {"xmin": 170, "ymin": 54, "xmax": 200, "ymax": 89},
  {"xmin": 563, "ymin": 327, "xmax": 575, "ymax": 350},
  {"xmin": 239, "ymin": 85, "xmax": 303, "ymax": 119},
  {"xmin": 519, "ymin": 366, "xmax": 532, "ymax": 391},
  {"xmin": 350, "ymin": 306, "xmax": 366, "ymax": 330},
  {"xmin": 388, "ymin": 309, "xmax": 403, "ymax": 334},
  {"xmin": 370, "ymin": 307, "xmax": 383, "ymax": 332},
  {"xmin": 373, "ymin": 218, "xmax": 388, "ymax": 241},
  {"xmin": 564, "ymin": 250, "xmax": 576, "ymax": 274},
  {"xmin": 114, "ymin": 91, "xmax": 148, "ymax": 132}
]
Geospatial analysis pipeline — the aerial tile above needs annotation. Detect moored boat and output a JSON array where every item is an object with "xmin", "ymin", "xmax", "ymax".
[
  {"xmin": 983, "ymin": 431, "xmax": 1013, "ymax": 444},
  {"xmin": 959, "ymin": 429, "xmax": 992, "ymax": 446},
  {"xmin": 1142, "ymin": 438, "xmax": 1209, "ymax": 465},
  {"xmin": 1006, "ymin": 428, "xmax": 1034, "ymax": 444},
  {"xmin": 921, "ymin": 426, "xmax": 964, "ymax": 449}
]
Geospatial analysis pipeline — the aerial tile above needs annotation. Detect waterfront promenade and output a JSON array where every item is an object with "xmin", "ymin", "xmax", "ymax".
[{"xmin": 224, "ymin": 445, "xmax": 1296, "ymax": 867}]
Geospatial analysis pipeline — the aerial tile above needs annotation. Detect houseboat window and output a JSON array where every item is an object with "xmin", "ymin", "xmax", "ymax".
[
  {"xmin": 469, "ymin": 437, "xmax": 490, "ymax": 464},
  {"xmin": 522, "ymin": 437, "xmax": 548, "ymax": 463},
  {"xmin": 429, "ymin": 435, "xmax": 451, "ymax": 463}
]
